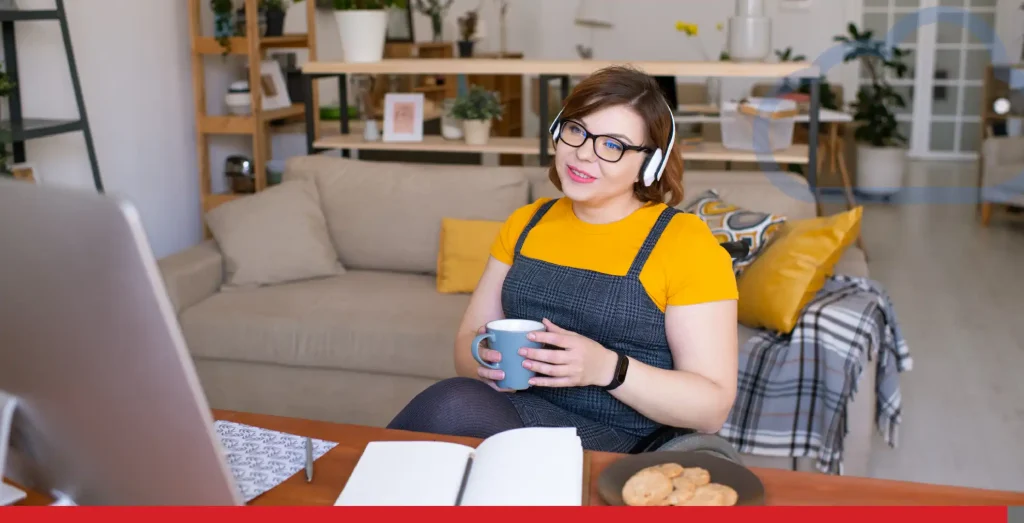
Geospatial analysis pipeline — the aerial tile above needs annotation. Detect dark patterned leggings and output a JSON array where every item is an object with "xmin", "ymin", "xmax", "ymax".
[{"xmin": 386, "ymin": 377, "xmax": 525, "ymax": 439}]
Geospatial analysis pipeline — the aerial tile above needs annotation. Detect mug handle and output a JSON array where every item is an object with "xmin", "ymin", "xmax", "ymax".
[{"xmin": 471, "ymin": 333, "xmax": 500, "ymax": 369}]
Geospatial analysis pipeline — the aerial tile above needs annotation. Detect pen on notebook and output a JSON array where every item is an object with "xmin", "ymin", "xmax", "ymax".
[{"xmin": 305, "ymin": 436, "xmax": 314, "ymax": 483}]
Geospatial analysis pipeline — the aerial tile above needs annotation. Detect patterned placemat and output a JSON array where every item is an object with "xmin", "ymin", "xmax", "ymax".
[{"xmin": 215, "ymin": 420, "xmax": 337, "ymax": 502}]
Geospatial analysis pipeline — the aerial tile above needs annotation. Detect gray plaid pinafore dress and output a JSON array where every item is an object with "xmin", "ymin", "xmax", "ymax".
[{"xmin": 502, "ymin": 198, "xmax": 678, "ymax": 453}]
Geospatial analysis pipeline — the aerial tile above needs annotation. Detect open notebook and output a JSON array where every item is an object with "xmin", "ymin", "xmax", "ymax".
[{"xmin": 334, "ymin": 427, "xmax": 585, "ymax": 506}]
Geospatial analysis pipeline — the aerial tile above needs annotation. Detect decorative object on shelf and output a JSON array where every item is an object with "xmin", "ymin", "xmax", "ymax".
[
  {"xmin": 383, "ymin": 92, "xmax": 425, "ymax": 142},
  {"xmin": 456, "ymin": 9, "xmax": 478, "ymax": 57},
  {"xmin": 385, "ymin": 2, "xmax": 415, "ymax": 42},
  {"xmin": 263, "ymin": 0, "xmax": 286, "ymax": 36},
  {"xmin": 720, "ymin": 97, "xmax": 798, "ymax": 152},
  {"xmin": 211, "ymin": 0, "xmax": 234, "ymax": 56},
  {"xmin": 675, "ymin": 20, "xmax": 729, "ymax": 106},
  {"xmin": 728, "ymin": 0, "xmax": 772, "ymax": 62},
  {"xmin": 440, "ymin": 98, "xmax": 463, "ymax": 140},
  {"xmin": 332, "ymin": 0, "xmax": 406, "ymax": 63},
  {"xmin": 9, "ymin": 163, "xmax": 37, "ymax": 184},
  {"xmin": 225, "ymin": 155, "xmax": 256, "ymax": 194},
  {"xmin": 414, "ymin": 0, "xmax": 454, "ymax": 42},
  {"xmin": 225, "ymin": 80, "xmax": 253, "ymax": 115},
  {"xmin": 236, "ymin": 2, "xmax": 268, "ymax": 37},
  {"xmin": 574, "ymin": 0, "xmax": 612, "ymax": 60},
  {"xmin": 836, "ymin": 22, "xmax": 912, "ymax": 196},
  {"xmin": 256, "ymin": 59, "xmax": 292, "ymax": 110},
  {"xmin": 450, "ymin": 85, "xmax": 502, "ymax": 146}
]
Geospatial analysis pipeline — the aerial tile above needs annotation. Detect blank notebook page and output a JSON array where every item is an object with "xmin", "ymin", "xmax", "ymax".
[
  {"xmin": 333, "ymin": 441, "xmax": 474, "ymax": 506},
  {"xmin": 459, "ymin": 427, "xmax": 583, "ymax": 506}
]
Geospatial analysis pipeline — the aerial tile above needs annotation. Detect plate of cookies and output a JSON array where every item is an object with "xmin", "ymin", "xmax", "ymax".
[{"xmin": 597, "ymin": 451, "xmax": 765, "ymax": 506}]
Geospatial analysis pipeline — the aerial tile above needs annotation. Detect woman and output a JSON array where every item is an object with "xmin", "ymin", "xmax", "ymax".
[{"xmin": 387, "ymin": 65, "xmax": 739, "ymax": 453}]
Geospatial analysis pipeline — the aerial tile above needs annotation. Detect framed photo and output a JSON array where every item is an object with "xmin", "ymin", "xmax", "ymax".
[
  {"xmin": 383, "ymin": 93, "xmax": 424, "ymax": 142},
  {"xmin": 258, "ymin": 59, "xmax": 292, "ymax": 111},
  {"xmin": 386, "ymin": 4, "xmax": 414, "ymax": 42},
  {"xmin": 10, "ymin": 163, "xmax": 39, "ymax": 184}
]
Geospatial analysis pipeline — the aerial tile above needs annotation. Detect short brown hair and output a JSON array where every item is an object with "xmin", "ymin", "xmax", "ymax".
[{"xmin": 547, "ymin": 65, "xmax": 684, "ymax": 207}]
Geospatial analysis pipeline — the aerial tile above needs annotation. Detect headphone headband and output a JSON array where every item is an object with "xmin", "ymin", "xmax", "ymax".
[{"xmin": 549, "ymin": 98, "xmax": 676, "ymax": 187}]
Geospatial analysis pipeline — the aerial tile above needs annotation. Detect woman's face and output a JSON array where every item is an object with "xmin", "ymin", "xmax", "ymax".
[{"xmin": 554, "ymin": 104, "xmax": 650, "ymax": 206}]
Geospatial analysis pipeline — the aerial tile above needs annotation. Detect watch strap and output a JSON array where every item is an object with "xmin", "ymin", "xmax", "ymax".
[{"xmin": 603, "ymin": 353, "xmax": 629, "ymax": 391}]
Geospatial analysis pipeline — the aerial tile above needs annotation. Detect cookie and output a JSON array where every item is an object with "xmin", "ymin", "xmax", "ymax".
[
  {"xmin": 621, "ymin": 468, "xmax": 674, "ymax": 506},
  {"xmin": 682, "ymin": 483, "xmax": 739, "ymax": 507},
  {"xmin": 680, "ymin": 466, "xmax": 711, "ymax": 486},
  {"xmin": 666, "ymin": 477, "xmax": 697, "ymax": 505},
  {"xmin": 658, "ymin": 463, "xmax": 684, "ymax": 478}
]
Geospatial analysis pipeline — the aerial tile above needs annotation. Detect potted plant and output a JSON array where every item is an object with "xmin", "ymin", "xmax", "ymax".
[
  {"xmin": 414, "ymin": 0, "xmax": 453, "ymax": 42},
  {"xmin": 450, "ymin": 85, "xmax": 502, "ymax": 146},
  {"xmin": 262, "ymin": 0, "xmax": 287, "ymax": 37},
  {"xmin": 835, "ymin": 23, "xmax": 912, "ymax": 197},
  {"xmin": 211, "ymin": 0, "xmax": 234, "ymax": 56},
  {"xmin": 0, "ymin": 65, "xmax": 14, "ymax": 177},
  {"xmin": 456, "ymin": 9, "xmax": 478, "ymax": 57},
  {"xmin": 332, "ymin": 0, "xmax": 407, "ymax": 63}
]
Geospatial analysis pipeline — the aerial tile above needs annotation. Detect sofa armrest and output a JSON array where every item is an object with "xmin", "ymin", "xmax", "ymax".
[
  {"xmin": 833, "ymin": 246, "xmax": 869, "ymax": 279},
  {"xmin": 157, "ymin": 240, "xmax": 224, "ymax": 315}
]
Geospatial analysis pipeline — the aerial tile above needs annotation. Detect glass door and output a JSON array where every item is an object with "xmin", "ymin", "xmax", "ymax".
[{"xmin": 861, "ymin": 0, "xmax": 996, "ymax": 159}]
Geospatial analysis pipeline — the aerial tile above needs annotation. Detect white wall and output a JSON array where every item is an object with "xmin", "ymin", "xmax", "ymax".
[
  {"xmin": 16, "ymin": 0, "xmax": 1024, "ymax": 256},
  {"xmin": 13, "ymin": 0, "xmax": 200, "ymax": 258}
]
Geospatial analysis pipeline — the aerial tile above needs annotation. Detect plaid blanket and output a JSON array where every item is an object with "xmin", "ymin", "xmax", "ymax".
[{"xmin": 718, "ymin": 274, "xmax": 913, "ymax": 474}]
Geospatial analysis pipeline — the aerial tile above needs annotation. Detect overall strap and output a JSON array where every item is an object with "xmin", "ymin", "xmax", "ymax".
[
  {"xmin": 514, "ymin": 198, "xmax": 560, "ymax": 256},
  {"xmin": 627, "ymin": 207, "xmax": 681, "ymax": 278}
]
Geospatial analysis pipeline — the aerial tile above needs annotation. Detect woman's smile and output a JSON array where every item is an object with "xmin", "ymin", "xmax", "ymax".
[{"xmin": 566, "ymin": 164, "xmax": 597, "ymax": 184}]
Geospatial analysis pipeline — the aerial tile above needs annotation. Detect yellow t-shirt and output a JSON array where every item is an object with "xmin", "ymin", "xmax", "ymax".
[{"xmin": 489, "ymin": 198, "xmax": 738, "ymax": 312}]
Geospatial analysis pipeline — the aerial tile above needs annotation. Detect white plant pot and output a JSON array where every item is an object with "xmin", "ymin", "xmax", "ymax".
[
  {"xmin": 463, "ymin": 119, "xmax": 492, "ymax": 146},
  {"xmin": 728, "ymin": 16, "xmax": 771, "ymax": 62},
  {"xmin": 856, "ymin": 145, "xmax": 907, "ymax": 196},
  {"xmin": 334, "ymin": 10, "xmax": 388, "ymax": 63}
]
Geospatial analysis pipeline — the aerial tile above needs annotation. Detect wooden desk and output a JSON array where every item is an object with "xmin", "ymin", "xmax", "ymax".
[{"xmin": 15, "ymin": 410, "xmax": 1024, "ymax": 506}]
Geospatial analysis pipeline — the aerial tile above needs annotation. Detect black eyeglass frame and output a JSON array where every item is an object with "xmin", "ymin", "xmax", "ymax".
[{"xmin": 557, "ymin": 119, "xmax": 652, "ymax": 163}]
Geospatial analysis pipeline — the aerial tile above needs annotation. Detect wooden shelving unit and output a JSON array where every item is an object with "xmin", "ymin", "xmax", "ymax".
[
  {"xmin": 300, "ymin": 58, "xmax": 825, "ymax": 189},
  {"xmin": 187, "ymin": 0, "xmax": 319, "ymax": 215}
]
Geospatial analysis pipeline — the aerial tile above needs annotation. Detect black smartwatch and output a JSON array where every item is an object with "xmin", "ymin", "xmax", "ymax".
[{"xmin": 603, "ymin": 353, "xmax": 629, "ymax": 391}]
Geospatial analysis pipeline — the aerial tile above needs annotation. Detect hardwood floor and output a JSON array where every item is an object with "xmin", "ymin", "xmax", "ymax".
[{"xmin": 844, "ymin": 160, "xmax": 1024, "ymax": 492}]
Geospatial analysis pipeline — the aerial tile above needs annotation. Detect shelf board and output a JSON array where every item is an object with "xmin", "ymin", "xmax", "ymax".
[
  {"xmin": 199, "ymin": 104, "xmax": 306, "ymax": 135},
  {"xmin": 0, "ymin": 9, "xmax": 58, "ymax": 21},
  {"xmin": 194, "ymin": 34, "xmax": 310, "ymax": 55},
  {"xmin": 303, "ymin": 59, "xmax": 820, "ymax": 78},
  {"xmin": 0, "ymin": 118, "xmax": 82, "ymax": 141},
  {"xmin": 678, "ymin": 143, "xmax": 810, "ymax": 164},
  {"xmin": 314, "ymin": 135, "xmax": 554, "ymax": 156}
]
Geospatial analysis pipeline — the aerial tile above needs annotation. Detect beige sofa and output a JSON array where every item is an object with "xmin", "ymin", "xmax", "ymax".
[{"xmin": 158, "ymin": 155, "xmax": 875, "ymax": 476}]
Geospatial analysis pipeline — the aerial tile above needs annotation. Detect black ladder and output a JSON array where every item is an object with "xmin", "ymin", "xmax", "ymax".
[{"xmin": 1, "ymin": 0, "xmax": 102, "ymax": 191}]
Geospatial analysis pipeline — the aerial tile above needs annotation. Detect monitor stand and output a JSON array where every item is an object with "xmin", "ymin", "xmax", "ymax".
[{"xmin": 0, "ymin": 391, "xmax": 27, "ymax": 506}]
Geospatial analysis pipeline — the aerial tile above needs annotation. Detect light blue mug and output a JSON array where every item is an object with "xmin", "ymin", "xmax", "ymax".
[{"xmin": 471, "ymin": 319, "xmax": 546, "ymax": 390}]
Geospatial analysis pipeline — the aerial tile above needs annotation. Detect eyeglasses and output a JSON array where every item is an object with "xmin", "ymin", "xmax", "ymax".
[{"xmin": 557, "ymin": 120, "xmax": 651, "ymax": 163}]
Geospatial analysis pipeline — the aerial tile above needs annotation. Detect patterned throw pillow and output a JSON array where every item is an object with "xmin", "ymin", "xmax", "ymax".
[{"xmin": 683, "ymin": 189, "xmax": 787, "ymax": 275}]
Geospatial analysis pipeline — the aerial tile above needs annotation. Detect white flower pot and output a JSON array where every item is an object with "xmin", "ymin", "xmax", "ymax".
[
  {"xmin": 463, "ymin": 119, "xmax": 492, "ymax": 146},
  {"xmin": 728, "ymin": 16, "xmax": 772, "ymax": 62},
  {"xmin": 856, "ymin": 145, "xmax": 907, "ymax": 196},
  {"xmin": 334, "ymin": 10, "xmax": 388, "ymax": 63}
]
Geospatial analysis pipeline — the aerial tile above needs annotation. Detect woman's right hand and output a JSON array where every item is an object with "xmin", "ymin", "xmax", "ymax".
[{"xmin": 475, "ymin": 326, "xmax": 514, "ymax": 392}]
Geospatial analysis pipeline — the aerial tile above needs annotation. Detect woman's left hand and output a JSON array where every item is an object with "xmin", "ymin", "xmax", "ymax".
[{"xmin": 520, "ymin": 318, "xmax": 618, "ymax": 388}]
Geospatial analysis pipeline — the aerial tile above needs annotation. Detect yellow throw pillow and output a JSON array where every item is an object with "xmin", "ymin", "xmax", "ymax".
[
  {"xmin": 436, "ymin": 218, "xmax": 504, "ymax": 294},
  {"xmin": 737, "ymin": 206, "xmax": 864, "ymax": 334}
]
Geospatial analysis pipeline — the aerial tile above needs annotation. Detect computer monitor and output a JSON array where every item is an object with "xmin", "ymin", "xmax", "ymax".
[{"xmin": 0, "ymin": 179, "xmax": 241, "ymax": 506}]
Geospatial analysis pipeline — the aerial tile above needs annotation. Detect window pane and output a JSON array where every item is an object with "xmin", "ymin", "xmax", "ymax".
[
  {"xmin": 932, "ymin": 85, "xmax": 960, "ymax": 115},
  {"xmin": 960, "ymin": 122, "xmax": 981, "ymax": 152},
  {"xmin": 930, "ymin": 121, "xmax": 957, "ymax": 151},
  {"xmin": 934, "ymin": 50, "xmax": 962, "ymax": 81}
]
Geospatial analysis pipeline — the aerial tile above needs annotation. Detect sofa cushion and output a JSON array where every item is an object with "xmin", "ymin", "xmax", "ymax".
[
  {"xmin": 181, "ymin": 270, "xmax": 468, "ymax": 381},
  {"xmin": 283, "ymin": 156, "xmax": 531, "ymax": 274},
  {"xmin": 682, "ymin": 189, "xmax": 787, "ymax": 275},
  {"xmin": 204, "ymin": 179, "xmax": 344, "ymax": 289}
]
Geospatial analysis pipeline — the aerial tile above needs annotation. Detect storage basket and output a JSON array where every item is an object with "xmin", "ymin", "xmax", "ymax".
[{"xmin": 720, "ymin": 97, "xmax": 798, "ymax": 152}]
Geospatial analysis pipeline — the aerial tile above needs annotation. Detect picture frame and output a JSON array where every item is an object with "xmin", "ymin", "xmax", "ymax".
[
  {"xmin": 10, "ymin": 163, "xmax": 39, "ymax": 184},
  {"xmin": 258, "ymin": 59, "xmax": 292, "ymax": 111},
  {"xmin": 385, "ymin": 4, "xmax": 415, "ymax": 43},
  {"xmin": 383, "ymin": 93, "xmax": 425, "ymax": 142}
]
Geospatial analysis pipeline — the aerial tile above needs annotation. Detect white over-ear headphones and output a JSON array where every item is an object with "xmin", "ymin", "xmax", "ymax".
[{"xmin": 549, "ymin": 99, "xmax": 676, "ymax": 187}]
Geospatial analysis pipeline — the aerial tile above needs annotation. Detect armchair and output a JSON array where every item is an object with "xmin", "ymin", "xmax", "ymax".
[{"xmin": 980, "ymin": 136, "xmax": 1024, "ymax": 226}]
